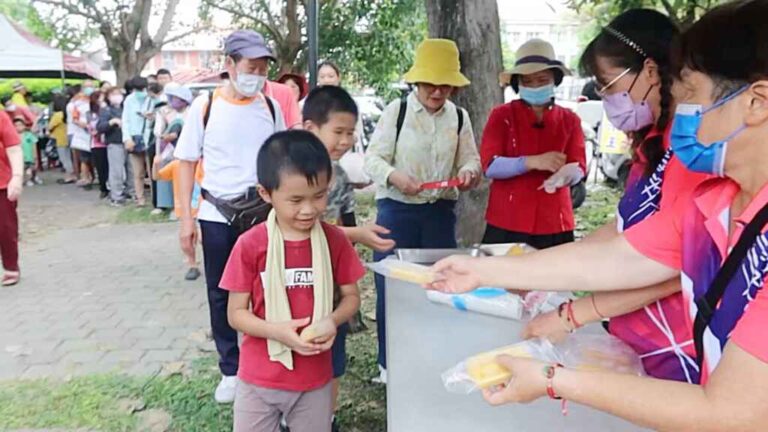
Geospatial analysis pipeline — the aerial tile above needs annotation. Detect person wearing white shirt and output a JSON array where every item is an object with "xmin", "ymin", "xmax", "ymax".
[{"xmin": 174, "ymin": 29, "xmax": 285, "ymax": 404}]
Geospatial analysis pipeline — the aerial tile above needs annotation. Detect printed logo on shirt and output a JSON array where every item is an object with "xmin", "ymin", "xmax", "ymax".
[{"xmin": 260, "ymin": 268, "xmax": 314, "ymax": 290}]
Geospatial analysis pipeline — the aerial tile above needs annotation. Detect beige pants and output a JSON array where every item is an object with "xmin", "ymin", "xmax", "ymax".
[
  {"xmin": 233, "ymin": 379, "xmax": 332, "ymax": 432},
  {"xmin": 129, "ymin": 152, "xmax": 146, "ymax": 204}
]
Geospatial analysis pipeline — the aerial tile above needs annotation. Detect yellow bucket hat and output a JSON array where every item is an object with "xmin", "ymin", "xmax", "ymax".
[{"xmin": 403, "ymin": 39, "xmax": 470, "ymax": 87}]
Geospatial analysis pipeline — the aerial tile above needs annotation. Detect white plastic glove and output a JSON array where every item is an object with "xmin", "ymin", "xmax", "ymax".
[{"xmin": 539, "ymin": 162, "xmax": 583, "ymax": 194}]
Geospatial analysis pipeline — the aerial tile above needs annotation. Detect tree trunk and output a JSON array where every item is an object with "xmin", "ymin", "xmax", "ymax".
[{"xmin": 425, "ymin": 0, "xmax": 504, "ymax": 246}]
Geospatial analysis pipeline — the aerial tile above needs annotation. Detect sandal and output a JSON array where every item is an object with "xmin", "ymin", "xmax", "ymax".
[{"xmin": 2, "ymin": 271, "xmax": 20, "ymax": 287}]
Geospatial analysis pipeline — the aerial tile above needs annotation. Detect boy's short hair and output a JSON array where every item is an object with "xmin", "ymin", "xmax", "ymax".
[
  {"xmin": 302, "ymin": 86, "xmax": 359, "ymax": 127},
  {"xmin": 157, "ymin": 68, "xmax": 171, "ymax": 77},
  {"xmin": 148, "ymin": 82, "xmax": 164, "ymax": 95},
  {"xmin": 257, "ymin": 130, "xmax": 332, "ymax": 192}
]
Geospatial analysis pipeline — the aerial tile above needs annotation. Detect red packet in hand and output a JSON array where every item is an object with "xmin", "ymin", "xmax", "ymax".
[{"xmin": 421, "ymin": 178, "xmax": 462, "ymax": 190}]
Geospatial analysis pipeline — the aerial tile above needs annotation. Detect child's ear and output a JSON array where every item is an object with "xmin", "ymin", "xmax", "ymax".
[
  {"xmin": 303, "ymin": 120, "xmax": 319, "ymax": 133},
  {"xmin": 257, "ymin": 184, "xmax": 272, "ymax": 203}
]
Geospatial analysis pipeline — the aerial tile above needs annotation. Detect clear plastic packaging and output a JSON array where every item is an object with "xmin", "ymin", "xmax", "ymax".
[
  {"xmin": 426, "ymin": 288, "xmax": 568, "ymax": 321},
  {"xmin": 442, "ymin": 333, "xmax": 645, "ymax": 394},
  {"xmin": 367, "ymin": 260, "xmax": 436, "ymax": 285}
]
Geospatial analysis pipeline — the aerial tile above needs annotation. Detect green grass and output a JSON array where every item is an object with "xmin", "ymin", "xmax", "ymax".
[
  {"xmin": 115, "ymin": 207, "xmax": 173, "ymax": 225},
  {"xmin": 0, "ymin": 187, "xmax": 618, "ymax": 431}
]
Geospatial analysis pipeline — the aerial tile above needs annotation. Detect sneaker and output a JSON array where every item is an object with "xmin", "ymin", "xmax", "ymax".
[
  {"xmin": 184, "ymin": 267, "xmax": 201, "ymax": 281},
  {"xmin": 150, "ymin": 208, "xmax": 163, "ymax": 216},
  {"xmin": 371, "ymin": 365, "xmax": 387, "ymax": 384},
  {"xmin": 34, "ymin": 177, "xmax": 43, "ymax": 185},
  {"xmin": 24, "ymin": 180, "xmax": 34, "ymax": 187},
  {"xmin": 214, "ymin": 375, "xmax": 237, "ymax": 403},
  {"xmin": 109, "ymin": 199, "xmax": 125, "ymax": 207},
  {"xmin": 99, "ymin": 191, "xmax": 109, "ymax": 199}
]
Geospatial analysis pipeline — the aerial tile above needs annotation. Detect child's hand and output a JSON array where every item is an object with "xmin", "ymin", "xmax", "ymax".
[
  {"xmin": 272, "ymin": 317, "xmax": 325, "ymax": 356},
  {"xmin": 299, "ymin": 317, "xmax": 337, "ymax": 352},
  {"xmin": 357, "ymin": 224, "xmax": 396, "ymax": 252}
]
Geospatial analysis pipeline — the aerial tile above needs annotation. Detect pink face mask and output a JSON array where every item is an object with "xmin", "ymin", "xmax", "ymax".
[{"xmin": 601, "ymin": 69, "xmax": 654, "ymax": 132}]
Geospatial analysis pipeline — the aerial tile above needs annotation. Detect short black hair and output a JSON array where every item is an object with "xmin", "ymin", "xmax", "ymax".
[
  {"xmin": 156, "ymin": 68, "xmax": 172, "ymax": 77},
  {"xmin": 302, "ymin": 86, "xmax": 358, "ymax": 126},
  {"xmin": 673, "ymin": 0, "xmax": 768, "ymax": 100},
  {"xmin": 257, "ymin": 130, "xmax": 332, "ymax": 192},
  {"xmin": 131, "ymin": 76, "xmax": 148, "ymax": 91},
  {"xmin": 148, "ymin": 82, "xmax": 164, "ymax": 95}
]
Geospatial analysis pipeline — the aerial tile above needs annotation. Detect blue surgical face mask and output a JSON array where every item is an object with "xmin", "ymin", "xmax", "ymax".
[
  {"xmin": 519, "ymin": 84, "xmax": 555, "ymax": 106},
  {"xmin": 83, "ymin": 87, "xmax": 94, "ymax": 96},
  {"xmin": 670, "ymin": 86, "xmax": 748, "ymax": 176},
  {"xmin": 134, "ymin": 90, "xmax": 147, "ymax": 100}
]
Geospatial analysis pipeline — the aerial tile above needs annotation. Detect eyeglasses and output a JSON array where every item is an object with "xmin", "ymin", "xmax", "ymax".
[{"xmin": 598, "ymin": 67, "xmax": 632, "ymax": 96}]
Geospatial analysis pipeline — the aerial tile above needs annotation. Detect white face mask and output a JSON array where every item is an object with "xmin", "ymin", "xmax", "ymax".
[
  {"xmin": 233, "ymin": 71, "xmax": 266, "ymax": 97},
  {"xmin": 109, "ymin": 94, "xmax": 124, "ymax": 106}
]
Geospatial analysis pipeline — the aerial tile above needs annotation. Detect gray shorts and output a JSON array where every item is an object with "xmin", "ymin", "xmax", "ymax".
[{"xmin": 233, "ymin": 379, "xmax": 332, "ymax": 432}]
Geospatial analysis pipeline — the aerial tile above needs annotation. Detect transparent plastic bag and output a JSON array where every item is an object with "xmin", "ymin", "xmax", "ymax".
[
  {"xmin": 442, "ymin": 333, "xmax": 645, "ymax": 394},
  {"xmin": 426, "ymin": 288, "xmax": 568, "ymax": 321},
  {"xmin": 367, "ymin": 260, "xmax": 436, "ymax": 285}
]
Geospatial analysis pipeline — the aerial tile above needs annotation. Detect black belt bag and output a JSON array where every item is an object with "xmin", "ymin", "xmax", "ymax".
[{"xmin": 201, "ymin": 187, "xmax": 272, "ymax": 235}]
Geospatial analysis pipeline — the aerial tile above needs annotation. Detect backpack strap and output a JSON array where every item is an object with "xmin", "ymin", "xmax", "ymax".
[
  {"xmin": 395, "ymin": 96, "xmax": 407, "ymax": 144},
  {"xmin": 693, "ymin": 202, "xmax": 768, "ymax": 369},
  {"xmin": 203, "ymin": 91, "xmax": 276, "ymax": 131}
]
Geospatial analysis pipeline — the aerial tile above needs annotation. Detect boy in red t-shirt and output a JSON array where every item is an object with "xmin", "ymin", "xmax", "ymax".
[{"xmin": 220, "ymin": 130, "xmax": 365, "ymax": 432}]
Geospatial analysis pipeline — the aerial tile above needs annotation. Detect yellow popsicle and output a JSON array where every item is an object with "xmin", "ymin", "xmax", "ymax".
[
  {"xmin": 466, "ymin": 344, "xmax": 532, "ymax": 388},
  {"xmin": 388, "ymin": 262, "xmax": 436, "ymax": 285},
  {"xmin": 507, "ymin": 245, "xmax": 526, "ymax": 256}
]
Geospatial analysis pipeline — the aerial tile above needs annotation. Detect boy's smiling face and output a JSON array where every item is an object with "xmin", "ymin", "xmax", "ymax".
[
  {"xmin": 259, "ymin": 170, "xmax": 331, "ymax": 235},
  {"xmin": 305, "ymin": 112, "xmax": 357, "ymax": 161}
]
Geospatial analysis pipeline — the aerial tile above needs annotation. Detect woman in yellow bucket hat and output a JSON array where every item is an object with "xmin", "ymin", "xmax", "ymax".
[{"xmin": 364, "ymin": 38, "xmax": 482, "ymax": 382}]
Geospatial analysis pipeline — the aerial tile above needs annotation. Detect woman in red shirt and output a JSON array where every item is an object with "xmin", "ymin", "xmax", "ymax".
[
  {"xmin": 0, "ymin": 111, "xmax": 23, "ymax": 286},
  {"xmin": 481, "ymin": 39, "xmax": 586, "ymax": 249}
]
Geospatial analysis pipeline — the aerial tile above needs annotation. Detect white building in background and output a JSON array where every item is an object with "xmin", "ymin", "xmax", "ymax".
[{"xmin": 498, "ymin": 0, "xmax": 589, "ymax": 101}]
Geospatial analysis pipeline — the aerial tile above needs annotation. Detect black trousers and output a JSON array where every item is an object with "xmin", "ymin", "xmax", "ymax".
[
  {"xmin": 91, "ymin": 147, "xmax": 109, "ymax": 193},
  {"xmin": 482, "ymin": 224, "xmax": 574, "ymax": 250},
  {"xmin": 200, "ymin": 220, "xmax": 241, "ymax": 376},
  {"xmin": 146, "ymin": 144, "xmax": 158, "ymax": 208}
]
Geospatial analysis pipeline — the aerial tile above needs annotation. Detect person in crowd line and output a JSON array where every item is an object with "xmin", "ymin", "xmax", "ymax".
[
  {"xmin": 277, "ymin": 73, "xmax": 308, "ymax": 105},
  {"xmin": 156, "ymin": 69, "xmax": 173, "ymax": 87},
  {"xmin": 522, "ymin": 9, "xmax": 711, "ymax": 384},
  {"xmin": 64, "ymin": 85, "xmax": 81, "ymax": 182},
  {"xmin": 143, "ymin": 82, "xmax": 165, "ymax": 209},
  {"xmin": 48, "ymin": 94, "xmax": 76, "ymax": 183},
  {"xmin": 89, "ymin": 90, "xmax": 110, "ymax": 199},
  {"xmin": 316, "ymin": 61, "xmax": 369, "ymax": 186},
  {"xmin": 0, "ymin": 111, "xmax": 23, "ymax": 287},
  {"xmin": 221, "ymin": 130, "xmax": 365, "ymax": 432},
  {"xmin": 71, "ymin": 81, "xmax": 95, "ymax": 188},
  {"xmin": 428, "ymin": 2, "xmax": 768, "ymax": 429},
  {"xmin": 99, "ymin": 81, "xmax": 112, "ymax": 94},
  {"xmin": 152, "ymin": 84, "xmax": 192, "ymax": 213},
  {"xmin": 3, "ymin": 100, "xmax": 36, "ymax": 134},
  {"xmin": 122, "ymin": 76, "xmax": 150, "ymax": 207},
  {"xmin": 147, "ymin": 74, "xmax": 158, "ymax": 84},
  {"xmin": 303, "ymin": 85, "xmax": 397, "ymax": 432},
  {"xmin": 263, "ymin": 79, "xmax": 302, "ymax": 129},
  {"xmin": 99, "ymin": 86, "xmax": 133, "ymax": 206},
  {"xmin": 13, "ymin": 116, "xmax": 38, "ymax": 186},
  {"xmin": 364, "ymin": 38, "xmax": 482, "ymax": 383},
  {"xmin": 481, "ymin": 39, "xmax": 586, "ymax": 250},
  {"xmin": 175, "ymin": 29, "xmax": 287, "ymax": 403},
  {"xmin": 10, "ymin": 81, "xmax": 29, "ymax": 108}
]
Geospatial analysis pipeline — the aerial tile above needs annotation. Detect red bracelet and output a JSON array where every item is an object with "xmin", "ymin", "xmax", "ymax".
[
  {"xmin": 543, "ymin": 363, "xmax": 568, "ymax": 416},
  {"xmin": 557, "ymin": 303, "xmax": 575, "ymax": 333},
  {"xmin": 566, "ymin": 300, "xmax": 583, "ymax": 329}
]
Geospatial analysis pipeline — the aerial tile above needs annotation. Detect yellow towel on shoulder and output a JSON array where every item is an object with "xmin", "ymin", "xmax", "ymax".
[{"xmin": 265, "ymin": 209, "xmax": 334, "ymax": 370}]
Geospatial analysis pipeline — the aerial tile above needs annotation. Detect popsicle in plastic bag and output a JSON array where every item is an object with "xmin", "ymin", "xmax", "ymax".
[
  {"xmin": 442, "ymin": 333, "xmax": 645, "ymax": 394},
  {"xmin": 426, "ymin": 288, "xmax": 525, "ymax": 320},
  {"xmin": 367, "ymin": 260, "xmax": 436, "ymax": 285}
]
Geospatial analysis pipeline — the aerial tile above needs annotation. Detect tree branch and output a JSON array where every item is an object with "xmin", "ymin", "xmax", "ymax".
[
  {"xmin": 204, "ymin": 1, "xmax": 281, "ymax": 40},
  {"xmin": 152, "ymin": 0, "xmax": 182, "ymax": 46},
  {"xmin": 160, "ymin": 25, "xmax": 210, "ymax": 46},
  {"xmin": 33, "ymin": 0, "xmax": 101, "ymax": 23}
]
